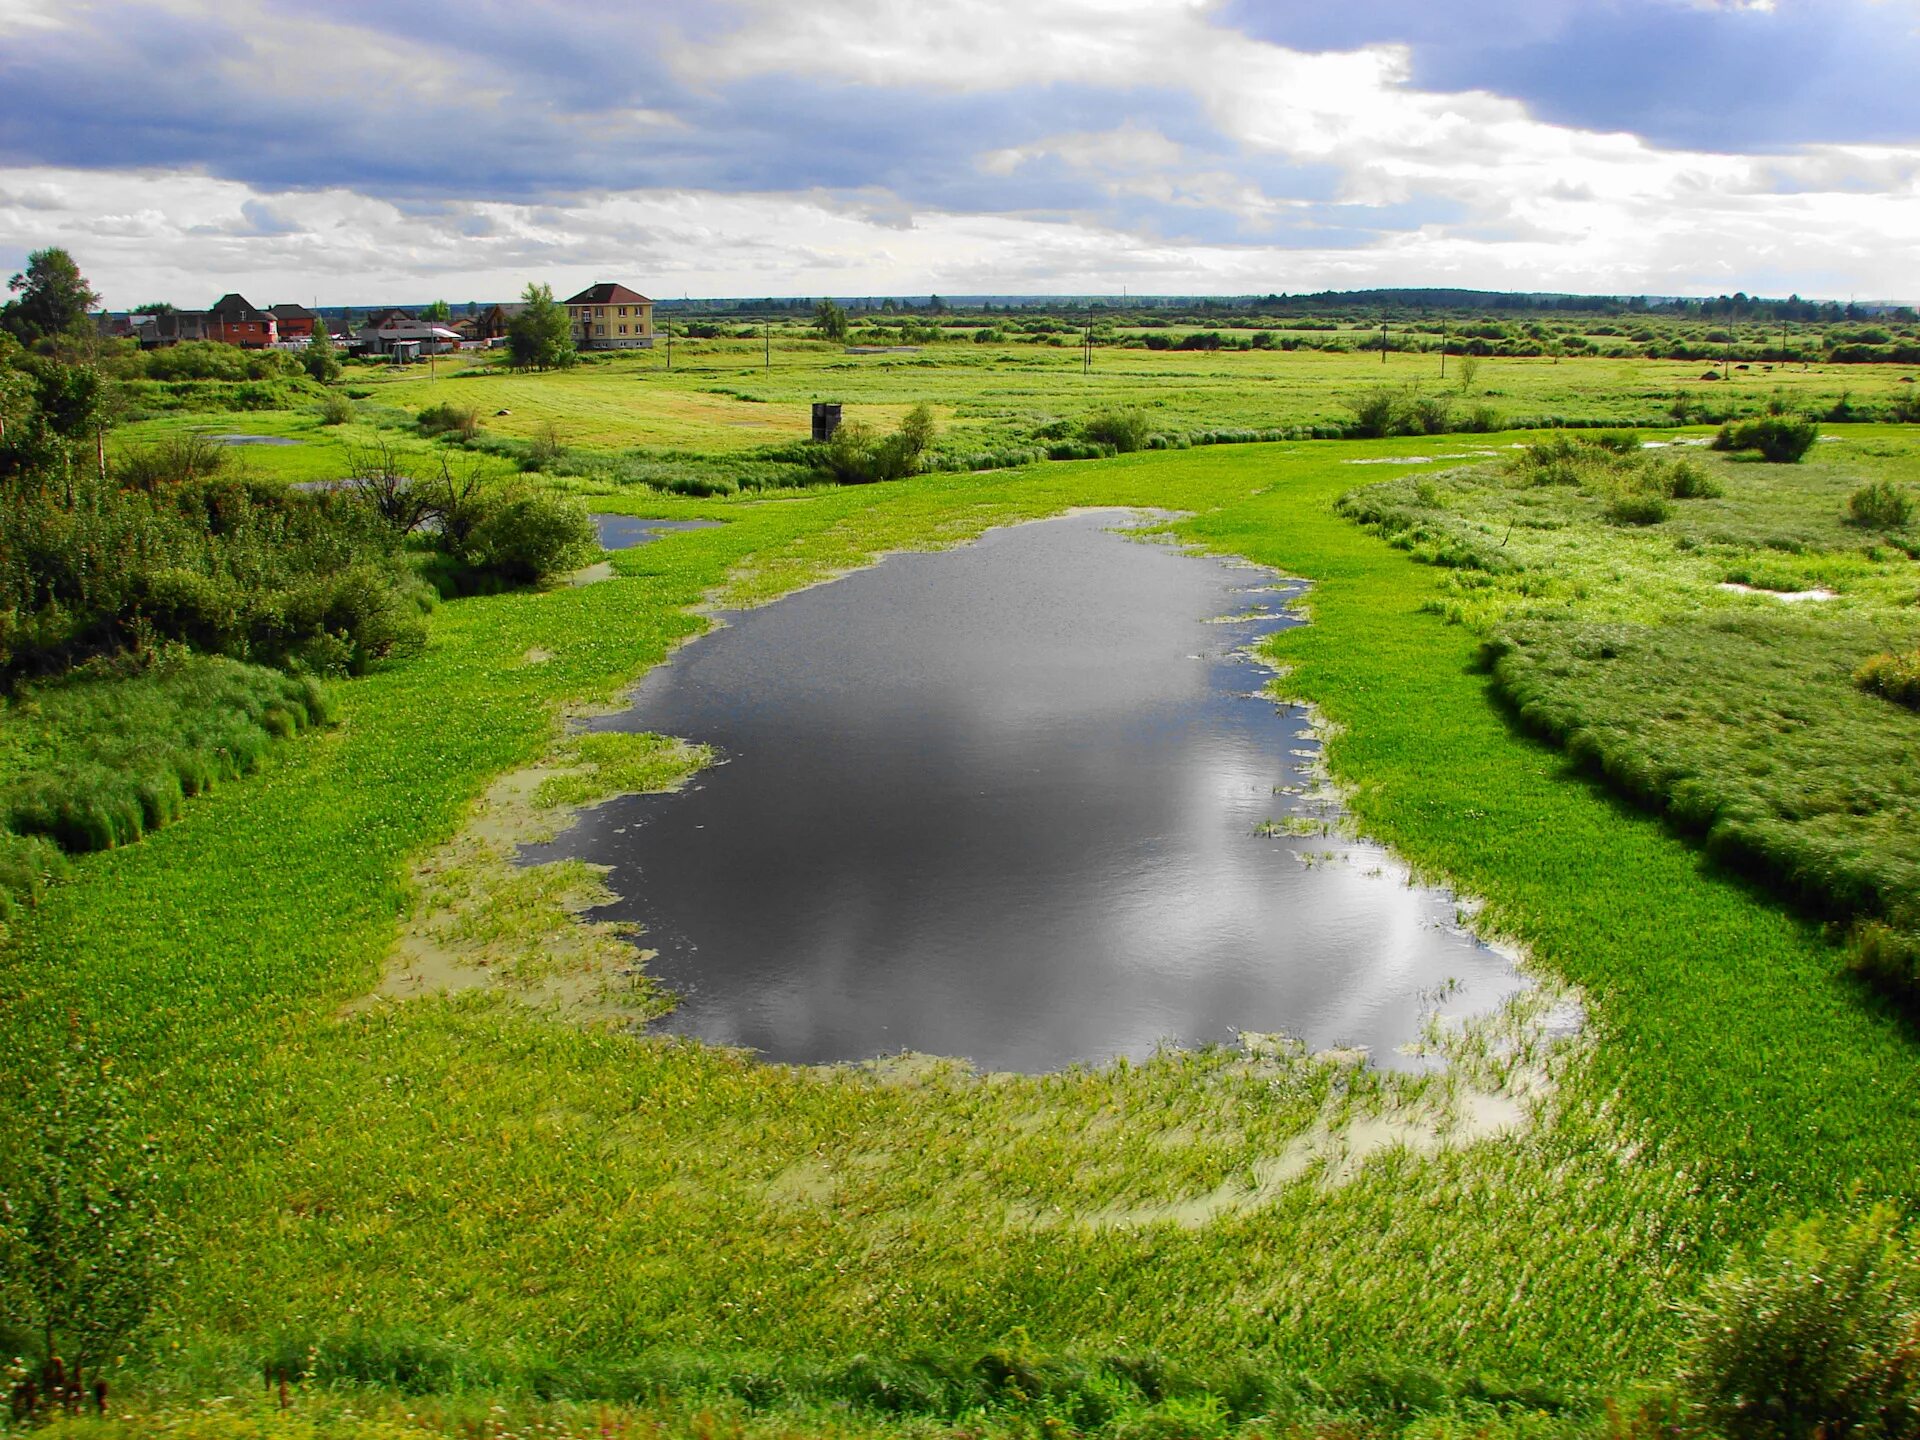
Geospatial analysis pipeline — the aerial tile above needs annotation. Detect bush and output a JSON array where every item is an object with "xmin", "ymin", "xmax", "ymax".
[
  {"xmin": 1081, "ymin": 407, "xmax": 1153, "ymax": 452},
  {"xmin": 114, "ymin": 431, "xmax": 229, "ymax": 490},
  {"xmin": 1605, "ymin": 492, "xmax": 1671, "ymax": 526},
  {"xmin": 1849, "ymin": 921, "xmax": 1920, "ymax": 998},
  {"xmin": 1849, "ymin": 481, "xmax": 1913, "ymax": 530},
  {"xmin": 450, "ymin": 487, "xmax": 598, "ymax": 588},
  {"xmin": 1658, "ymin": 457, "xmax": 1723, "ymax": 499},
  {"xmin": 1855, "ymin": 649, "xmax": 1920, "ymax": 708},
  {"xmin": 1677, "ymin": 1206, "xmax": 1920, "ymax": 1440},
  {"xmin": 416, "ymin": 401, "xmax": 480, "ymax": 441},
  {"xmin": 822, "ymin": 406, "xmax": 938, "ymax": 484},
  {"xmin": 1714, "ymin": 416, "xmax": 1819, "ymax": 463},
  {"xmin": 317, "ymin": 391, "xmax": 354, "ymax": 425}
]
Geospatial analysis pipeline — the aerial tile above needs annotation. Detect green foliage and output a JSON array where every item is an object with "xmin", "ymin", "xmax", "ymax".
[
  {"xmin": 420, "ymin": 300, "xmax": 452, "ymax": 323},
  {"xmin": 415, "ymin": 401, "xmax": 480, "ymax": 441},
  {"xmin": 449, "ymin": 486, "xmax": 598, "ymax": 588},
  {"xmin": 0, "ymin": 1024, "xmax": 168, "ymax": 1381},
  {"xmin": 1081, "ymin": 407, "xmax": 1154, "ymax": 452},
  {"xmin": 813, "ymin": 299, "xmax": 850, "ymax": 343},
  {"xmin": 506, "ymin": 284, "xmax": 576, "ymax": 371},
  {"xmin": 1848, "ymin": 921, "xmax": 1920, "ymax": 999},
  {"xmin": 821, "ymin": 405, "xmax": 940, "ymax": 483},
  {"xmin": 1714, "ymin": 416, "xmax": 1820, "ymax": 463},
  {"xmin": 143, "ymin": 343, "xmax": 300, "ymax": 383},
  {"xmin": 1603, "ymin": 491, "xmax": 1670, "ymax": 526},
  {"xmin": 1848, "ymin": 480, "xmax": 1912, "ymax": 530},
  {"xmin": 316, "ymin": 391, "xmax": 355, "ymax": 426},
  {"xmin": 2, "ymin": 247, "xmax": 99, "ymax": 343},
  {"xmin": 300, "ymin": 326, "xmax": 341, "ymax": 385},
  {"xmin": 114, "ymin": 430, "xmax": 230, "ymax": 489},
  {"xmin": 1855, "ymin": 648, "xmax": 1920, "ymax": 709},
  {"xmin": 0, "ymin": 650, "xmax": 330, "ymax": 859},
  {"xmin": 1344, "ymin": 386, "xmax": 1453, "ymax": 438},
  {"xmin": 1676, "ymin": 1207, "xmax": 1920, "ymax": 1440}
]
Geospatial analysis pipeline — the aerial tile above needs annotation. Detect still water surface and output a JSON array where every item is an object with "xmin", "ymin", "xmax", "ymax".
[{"xmin": 528, "ymin": 511, "xmax": 1524, "ymax": 1071}]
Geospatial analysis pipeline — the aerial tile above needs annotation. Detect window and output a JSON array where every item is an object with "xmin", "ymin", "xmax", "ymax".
[
  {"xmin": 595, "ymin": 307, "xmax": 604, "ymax": 318},
  {"xmin": 618, "ymin": 306, "xmax": 628, "ymax": 317},
  {"xmin": 618, "ymin": 324, "xmax": 627, "ymax": 334},
  {"xmin": 595, "ymin": 324, "xmax": 605, "ymax": 336}
]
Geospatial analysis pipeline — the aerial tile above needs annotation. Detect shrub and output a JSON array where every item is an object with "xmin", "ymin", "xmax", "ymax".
[
  {"xmin": 1605, "ymin": 492, "xmax": 1671, "ymax": 526},
  {"xmin": 317, "ymin": 391, "xmax": 354, "ymax": 425},
  {"xmin": 1676, "ymin": 1206, "xmax": 1920, "ymax": 1440},
  {"xmin": 1715, "ymin": 416, "xmax": 1819, "ymax": 463},
  {"xmin": 416, "ymin": 401, "xmax": 480, "ymax": 441},
  {"xmin": 114, "ymin": 431, "xmax": 229, "ymax": 490},
  {"xmin": 1849, "ymin": 481, "xmax": 1913, "ymax": 530},
  {"xmin": 822, "ymin": 406, "xmax": 939, "ymax": 484},
  {"xmin": 1658, "ymin": 457, "xmax": 1723, "ymax": 499},
  {"xmin": 1855, "ymin": 649, "xmax": 1920, "ymax": 708},
  {"xmin": 1080, "ymin": 407, "xmax": 1153, "ymax": 452},
  {"xmin": 450, "ymin": 487, "xmax": 598, "ymax": 587}
]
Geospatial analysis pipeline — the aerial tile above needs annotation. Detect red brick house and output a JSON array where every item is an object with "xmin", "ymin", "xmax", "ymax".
[
  {"xmin": 269, "ymin": 303, "xmax": 319, "ymax": 341},
  {"xmin": 208, "ymin": 293, "xmax": 278, "ymax": 347}
]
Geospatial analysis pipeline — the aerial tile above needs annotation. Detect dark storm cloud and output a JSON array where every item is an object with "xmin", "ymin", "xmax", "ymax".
[{"xmin": 1218, "ymin": 0, "xmax": 1920, "ymax": 152}]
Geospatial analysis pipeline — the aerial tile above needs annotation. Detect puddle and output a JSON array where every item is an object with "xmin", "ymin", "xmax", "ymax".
[
  {"xmin": 523, "ymin": 511, "xmax": 1526, "ymax": 1073},
  {"xmin": 591, "ymin": 515, "xmax": 724, "ymax": 551},
  {"xmin": 211, "ymin": 433, "xmax": 300, "ymax": 446}
]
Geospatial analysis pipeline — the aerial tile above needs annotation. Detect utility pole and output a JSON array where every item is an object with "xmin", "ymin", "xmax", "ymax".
[
  {"xmin": 764, "ymin": 320, "xmax": 770, "ymax": 374},
  {"xmin": 1083, "ymin": 322, "xmax": 1092, "ymax": 375},
  {"xmin": 1440, "ymin": 319, "xmax": 1447, "ymax": 380},
  {"xmin": 666, "ymin": 318, "xmax": 672, "ymax": 373},
  {"xmin": 1381, "ymin": 319, "xmax": 1388, "ymax": 365}
]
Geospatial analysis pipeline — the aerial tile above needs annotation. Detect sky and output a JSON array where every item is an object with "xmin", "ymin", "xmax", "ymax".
[{"xmin": 1, "ymin": 0, "xmax": 1916, "ymax": 307}]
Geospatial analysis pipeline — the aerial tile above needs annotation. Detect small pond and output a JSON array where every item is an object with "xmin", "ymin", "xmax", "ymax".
[
  {"xmin": 591, "ymin": 515, "xmax": 723, "ymax": 550},
  {"xmin": 525, "ymin": 511, "xmax": 1525, "ymax": 1072}
]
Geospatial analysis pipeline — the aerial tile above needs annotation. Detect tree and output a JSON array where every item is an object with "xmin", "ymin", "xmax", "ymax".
[
  {"xmin": 301, "ymin": 323, "xmax": 341, "ymax": 384},
  {"xmin": 506, "ymin": 283, "xmax": 575, "ymax": 371},
  {"xmin": 0, "ymin": 1024, "xmax": 167, "ymax": 1410},
  {"xmin": 3, "ymin": 249, "xmax": 100, "ymax": 344},
  {"xmin": 812, "ymin": 299, "xmax": 849, "ymax": 343},
  {"xmin": 130, "ymin": 302, "xmax": 174, "ymax": 317},
  {"xmin": 420, "ymin": 299, "xmax": 452, "ymax": 322}
]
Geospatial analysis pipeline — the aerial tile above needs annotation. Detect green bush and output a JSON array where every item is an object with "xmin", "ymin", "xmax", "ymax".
[
  {"xmin": 416, "ymin": 401, "xmax": 481, "ymax": 441},
  {"xmin": 1080, "ymin": 407, "xmax": 1154, "ymax": 452},
  {"xmin": 822, "ymin": 405, "xmax": 939, "ymax": 483},
  {"xmin": 1677, "ymin": 1206, "xmax": 1920, "ymax": 1440},
  {"xmin": 1849, "ymin": 481, "xmax": 1913, "ymax": 530},
  {"xmin": 451, "ymin": 487, "xmax": 598, "ymax": 587},
  {"xmin": 317, "ymin": 392, "xmax": 354, "ymax": 426},
  {"xmin": 1604, "ymin": 491, "xmax": 1671, "ymax": 526},
  {"xmin": 1855, "ymin": 649, "xmax": 1920, "ymax": 708},
  {"xmin": 1714, "ymin": 416, "xmax": 1820, "ymax": 463},
  {"xmin": 1658, "ymin": 456, "xmax": 1723, "ymax": 499},
  {"xmin": 114, "ymin": 431, "xmax": 230, "ymax": 489}
]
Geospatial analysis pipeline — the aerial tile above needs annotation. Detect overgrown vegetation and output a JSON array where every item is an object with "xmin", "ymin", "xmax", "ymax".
[
  {"xmin": 1339, "ymin": 429, "xmax": 1920, "ymax": 1006},
  {"xmin": 1712, "ymin": 415, "xmax": 1820, "ymax": 462}
]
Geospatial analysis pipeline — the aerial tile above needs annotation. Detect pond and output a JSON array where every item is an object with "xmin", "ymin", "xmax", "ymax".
[
  {"xmin": 590, "ymin": 515, "xmax": 723, "ymax": 550},
  {"xmin": 524, "ymin": 510, "xmax": 1526, "ymax": 1072}
]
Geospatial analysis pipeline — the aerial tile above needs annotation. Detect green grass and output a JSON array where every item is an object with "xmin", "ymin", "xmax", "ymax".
[
  {"xmin": 1337, "ymin": 429, "xmax": 1920, "ymax": 981},
  {"xmin": 109, "ymin": 342, "xmax": 1920, "ymax": 500},
  {"xmin": 3, "ymin": 435, "xmax": 1918, "ymax": 1434},
  {"xmin": 0, "ymin": 650, "xmax": 329, "ymax": 916}
]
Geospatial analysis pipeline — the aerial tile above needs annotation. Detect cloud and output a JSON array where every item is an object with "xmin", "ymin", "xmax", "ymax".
[{"xmin": 0, "ymin": 0, "xmax": 1914, "ymax": 300}]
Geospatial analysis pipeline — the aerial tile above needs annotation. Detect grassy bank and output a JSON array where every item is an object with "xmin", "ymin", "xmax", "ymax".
[
  {"xmin": 1335, "ymin": 428, "xmax": 1920, "ymax": 989},
  {"xmin": 2, "ymin": 436, "xmax": 1916, "ymax": 1432}
]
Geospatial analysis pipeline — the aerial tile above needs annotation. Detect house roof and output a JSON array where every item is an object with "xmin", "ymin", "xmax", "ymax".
[
  {"xmin": 561, "ymin": 283, "xmax": 653, "ymax": 306},
  {"xmin": 269, "ymin": 303, "xmax": 315, "ymax": 319},
  {"xmin": 209, "ymin": 292, "xmax": 269, "ymax": 321}
]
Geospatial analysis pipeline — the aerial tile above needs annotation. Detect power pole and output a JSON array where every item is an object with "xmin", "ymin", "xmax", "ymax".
[
  {"xmin": 1381, "ymin": 319, "xmax": 1388, "ymax": 365},
  {"xmin": 764, "ymin": 320, "xmax": 770, "ymax": 373},
  {"xmin": 666, "ymin": 318, "xmax": 672, "ymax": 373},
  {"xmin": 1440, "ymin": 319, "xmax": 1447, "ymax": 380},
  {"xmin": 1083, "ymin": 322, "xmax": 1092, "ymax": 375}
]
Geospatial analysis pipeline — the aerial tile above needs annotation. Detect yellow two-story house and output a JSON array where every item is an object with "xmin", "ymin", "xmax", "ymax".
[{"xmin": 562, "ymin": 283, "xmax": 655, "ymax": 350}]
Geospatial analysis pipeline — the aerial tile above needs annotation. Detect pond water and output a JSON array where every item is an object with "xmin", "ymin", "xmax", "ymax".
[
  {"xmin": 591, "ymin": 515, "xmax": 723, "ymax": 550},
  {"xmin": 525, "ymin": 510, "xmax": 1525, "ymax": 1072}
]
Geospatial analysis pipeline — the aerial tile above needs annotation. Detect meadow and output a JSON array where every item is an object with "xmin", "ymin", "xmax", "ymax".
[{"xmin": 6, "ymin": 325, "xmax": 1920, "ymax": 1438}]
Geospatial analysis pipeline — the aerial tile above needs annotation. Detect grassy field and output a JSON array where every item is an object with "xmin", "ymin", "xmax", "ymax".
[
  {"xmin": 1337, "ymin": 429, "xmax": 1920, "ymax": 980},
  {"xmin": 6, "ymin": 412, "xmax": 1919, "ymax": 1436},
  {"xmin": 108, "ymin": 341, "xmax": 1920, "ymax": 494}
]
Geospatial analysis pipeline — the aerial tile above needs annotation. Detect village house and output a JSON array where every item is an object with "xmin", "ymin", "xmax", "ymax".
[
  {"xmin": 207, "ymin": 293, "xmax": 278, "ymax": 347},
  {"xmin": 353, "ymin": 309, "xmax": 462, "ymax": 359},
  {"xmin": 269, "ymin": 303, "xmax": 319, "ymax": 341},
  {"xmin": 561, "ymin": 283, "xmax": 654, "ymax": 349}
]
